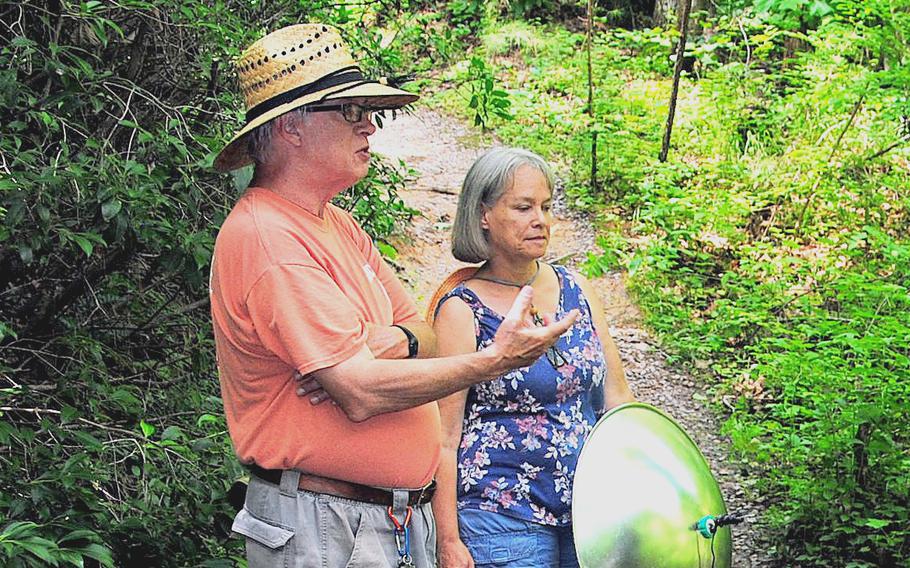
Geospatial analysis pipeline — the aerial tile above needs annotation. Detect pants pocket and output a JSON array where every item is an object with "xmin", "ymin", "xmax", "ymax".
[
  {"xmin": 459, "ymin": 510, "xmax": 540, "ymax": 568},
  {"xmin": 232, "ymin": 508, "xmax": 294, "ymax": 568}
]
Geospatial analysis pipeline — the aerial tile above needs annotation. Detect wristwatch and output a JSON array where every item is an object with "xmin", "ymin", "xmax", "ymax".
[{"xmin": 392, "ymin": 324, "xmax": 419, "ymax": 359}]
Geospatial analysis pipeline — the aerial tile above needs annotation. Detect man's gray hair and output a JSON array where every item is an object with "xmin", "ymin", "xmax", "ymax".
[
  {"xmin": 452, "ymin": 147, "xmax": 555, "ymax": 263},
  {"xmin": 246, "ymin": 107, "xmax": 309, "ymax": 167}
]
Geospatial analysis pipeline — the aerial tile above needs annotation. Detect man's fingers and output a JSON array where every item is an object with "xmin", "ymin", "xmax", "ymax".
[
  {"xmin": 293, "ymin": 372, "xmax": 334, "ymax": 405},
  {"xmin": 502, "ymin": 286, "xmax": 534, "ymax": 323},
  {"xmin": 307, "ymin": 390, "xmax": 332, "ymax": 405},
  {"xmin": 552, "ymin": 309, "xmax": 580, "ymax": 333},
  {"xmin": 530, "ymin": 309, "xmax": 579, "ymax": 340}
]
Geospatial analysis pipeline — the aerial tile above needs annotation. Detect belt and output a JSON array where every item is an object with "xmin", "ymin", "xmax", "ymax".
[{"xmin": 248, "ymin": 465, "xmax": 436, "ymax": 507}]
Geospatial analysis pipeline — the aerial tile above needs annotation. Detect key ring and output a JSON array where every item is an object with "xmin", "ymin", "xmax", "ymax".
[
  {"xmin": 388, "ymin": 505, "xmax": 414, "ymax": 567},
  {"xmin": 387, "ymin": 505, "xmax": 413, "ymax": 531}
]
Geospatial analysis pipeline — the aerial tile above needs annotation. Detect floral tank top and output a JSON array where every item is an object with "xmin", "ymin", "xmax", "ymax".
[{"xmin": 437, "ymin": 265, "xmax": 606, "ymax": 527}]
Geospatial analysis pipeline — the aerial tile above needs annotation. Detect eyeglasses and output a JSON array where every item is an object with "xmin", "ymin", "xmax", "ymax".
[
  {"xmin": 530, "ymin": 309, "xmax": 569, "ymax": 369},
  {"xmin": 305, "ymin": 103, "xmax": 375, "ymax": 124}
]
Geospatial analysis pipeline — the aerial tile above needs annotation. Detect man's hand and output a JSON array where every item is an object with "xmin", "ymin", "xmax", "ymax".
[
  {"xmin": 488, "ymin": 286, "xmax": 579, "ymax": 373},
  {"xmin": 295, "ymin": 370, "xmax": 334, "ymax": 405}
]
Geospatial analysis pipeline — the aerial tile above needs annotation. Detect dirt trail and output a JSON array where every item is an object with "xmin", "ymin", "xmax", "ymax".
[{"xmin": 371, "ymin": 109, "xmax": 770, "ymax": 568}]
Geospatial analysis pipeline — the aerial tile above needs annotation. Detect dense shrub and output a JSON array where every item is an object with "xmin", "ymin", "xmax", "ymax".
[{"xmin": 0, "ymin": 1, "xmax": 417, "ymax": 565}]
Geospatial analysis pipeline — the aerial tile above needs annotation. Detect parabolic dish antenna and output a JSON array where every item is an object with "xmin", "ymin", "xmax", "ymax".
[{"xmin": 573, "ymin": 403, "xmax": 734, "ymax": 567}]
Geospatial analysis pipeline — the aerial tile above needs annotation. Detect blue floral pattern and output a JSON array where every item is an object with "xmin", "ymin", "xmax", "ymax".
[{"xmin": 438, "ymin": 265, "xmax": 606, "ymax": 527}]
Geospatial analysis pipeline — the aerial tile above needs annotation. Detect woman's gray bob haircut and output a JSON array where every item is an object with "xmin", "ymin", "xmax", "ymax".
[{"xmin": 452, "ymin": 147, "xmax": 555, "ymax": 263}]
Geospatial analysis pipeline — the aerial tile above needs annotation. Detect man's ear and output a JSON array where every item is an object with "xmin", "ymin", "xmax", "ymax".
[{"xmin": 276, "ymin": 113, "xmax": 303, "ymax": 146}]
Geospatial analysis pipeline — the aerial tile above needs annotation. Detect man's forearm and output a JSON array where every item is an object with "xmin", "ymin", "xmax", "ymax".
[
  {"xmin": 314, "ymin": 287, "xmax": 580, "ymax": 422},
  {"xmin": 316, "ymin": 347, "xmax": 507, "ymax": 422},
  {"xmin": 365, "ymin": 321, "xmax": 437, "ymax": 359},
  {"xmin": 396, "ymin": 320, "xmax": 437, "ymax": 358}
]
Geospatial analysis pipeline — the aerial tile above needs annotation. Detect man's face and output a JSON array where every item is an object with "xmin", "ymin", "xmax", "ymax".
[{"xmin": 297, "ymin": 105, "xmax": 377, "ymax": 190}]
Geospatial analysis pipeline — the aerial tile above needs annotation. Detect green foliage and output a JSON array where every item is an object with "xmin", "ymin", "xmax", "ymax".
[
  {"xmin": 458, "ymin": 10, "xmax": 910, "ymax": 567},
  {"xmin": 466, "ymin": 57, "xmax": 514, "ymax": 129},
  {"xmin": 333, "ymin": 156, "xmax": 419, "ymax": 253},
  {"xmin": 0, "ymin": 521, "xmax": 114, "ymax": 568},
  {"xmin": 1, "ymin": 1, "xmax": 423, "ymax": 565},
  {"xmin": 505, "ymin": 0, "xmax": 586, "ymax": 21},
  {"xmin": 482, "ymin": 20, "xmax": 546, "ymax": 56},
  {"xmin": 754, "ymin": 0, "xmax": 834, "ymax": 30}
]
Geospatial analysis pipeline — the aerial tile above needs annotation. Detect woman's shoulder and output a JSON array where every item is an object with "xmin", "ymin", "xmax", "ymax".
[
  {"xmin": 435, "ymin": 284, "xmax": 482, "ymax": 319},
  {"xmin": 548, "ymin": 263, "xmax": 586, "ymax": 288},
  {"xmin": 549, "ymin": 263, "xmax": 600, "ymax": 306}
]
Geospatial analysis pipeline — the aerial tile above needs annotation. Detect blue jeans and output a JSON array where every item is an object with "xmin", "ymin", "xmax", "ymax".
[{"xmin": 458, "ymin": 509, "xmax": 579, "ymax": 568}]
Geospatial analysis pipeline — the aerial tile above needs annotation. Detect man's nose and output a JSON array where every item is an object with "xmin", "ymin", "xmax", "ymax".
[{"xmin": 357, "ymin": 117, "xmax": 376, "ymax": 136}]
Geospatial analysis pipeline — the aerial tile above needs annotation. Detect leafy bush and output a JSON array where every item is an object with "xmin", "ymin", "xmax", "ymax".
[{"xmin": 1, "ymin": 1, "xmax": 422, "ymax": 565}]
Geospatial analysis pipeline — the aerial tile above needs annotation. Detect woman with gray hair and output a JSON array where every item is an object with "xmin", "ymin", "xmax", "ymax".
[{"xmin": 427, "ymin": 147, "xmax": 635, "ymax": 568}]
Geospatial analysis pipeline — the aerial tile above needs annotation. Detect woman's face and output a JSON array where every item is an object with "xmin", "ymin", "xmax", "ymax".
[{"xmin": 482, "ymin": 164, "xmax": 553, "ymax": 262}]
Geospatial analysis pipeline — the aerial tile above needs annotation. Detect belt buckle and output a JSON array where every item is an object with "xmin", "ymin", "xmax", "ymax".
[{"xmin": 413, "ymin": 479, "xmax": 435, "ymax": 505}]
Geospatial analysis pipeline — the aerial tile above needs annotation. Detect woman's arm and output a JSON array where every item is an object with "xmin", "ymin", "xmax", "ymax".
[
  {"xmin": 575, "ymin": 273, "xmax": 635, "ymax": 409},
  {"xmin": 432, "ymin": 297, "xmax": 478, "ymax": 568}
]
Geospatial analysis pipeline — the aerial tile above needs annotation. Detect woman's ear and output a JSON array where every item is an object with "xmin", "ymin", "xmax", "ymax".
[{"xmin": 480, "ymin": 208, "xmax": 490, "ymax": 230}]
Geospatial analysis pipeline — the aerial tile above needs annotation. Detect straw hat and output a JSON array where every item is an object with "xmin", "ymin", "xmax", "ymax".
[{"xmin": 214, "ymin": 24, "xmax": 419, "ymax": 172}]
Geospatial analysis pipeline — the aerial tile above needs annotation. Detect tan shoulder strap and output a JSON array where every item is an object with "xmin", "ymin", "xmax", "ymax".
[{"xmin": 425, "ymin": 266, "xmax": 481, "ymax": 325}]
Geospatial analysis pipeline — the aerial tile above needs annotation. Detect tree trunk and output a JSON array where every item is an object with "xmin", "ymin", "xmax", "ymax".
[
  {"xmin": 587, "ymin": 0, "xmax": 598, "ymax": 194},
  {"xmin": 658, "ymin": 0, "xmax": 692, "ymax": 162}
]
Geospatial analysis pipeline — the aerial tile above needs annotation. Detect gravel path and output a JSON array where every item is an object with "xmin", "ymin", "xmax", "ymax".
[{"xmin": 372, "ymin": 109, "xmax": 772, "ymax": 567}]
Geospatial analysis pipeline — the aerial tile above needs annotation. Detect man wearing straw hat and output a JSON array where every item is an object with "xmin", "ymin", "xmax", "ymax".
[{"xmin": 209, "ymin": 24, "xmax": 579, "ymax": 568}]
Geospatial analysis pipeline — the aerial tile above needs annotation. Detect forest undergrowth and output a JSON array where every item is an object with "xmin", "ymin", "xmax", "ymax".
[
  {"xmin": 1, "ymin": 0, "xmax": 908, "ymax": 566},
  {"xmin": 424, "ymin": 5, "xmax": 910, "ymax": 567}
]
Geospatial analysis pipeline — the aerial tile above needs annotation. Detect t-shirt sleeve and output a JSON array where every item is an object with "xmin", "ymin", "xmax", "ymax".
[
  {"xmin": 343, "ymin": 212, "xmax": 420, "ymax": 324},
  {"xmin": 246, "ymin": 263, "xmax": 368, "ymax": 375}
]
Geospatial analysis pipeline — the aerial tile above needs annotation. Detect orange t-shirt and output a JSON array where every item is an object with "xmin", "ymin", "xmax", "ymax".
[{"xmin": 210, "ymin": 187, "xmax": 440, "ymax": 488}]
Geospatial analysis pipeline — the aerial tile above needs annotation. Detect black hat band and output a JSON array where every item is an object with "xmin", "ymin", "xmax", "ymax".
[{"xmin": 244, "ymin": 66, "xmax": 364, "ymax": 124}]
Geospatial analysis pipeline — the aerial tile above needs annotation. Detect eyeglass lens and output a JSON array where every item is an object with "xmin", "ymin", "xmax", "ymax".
[{"xmin": 341, "ymin": 104, "xmax": 372, "ymax": 123}]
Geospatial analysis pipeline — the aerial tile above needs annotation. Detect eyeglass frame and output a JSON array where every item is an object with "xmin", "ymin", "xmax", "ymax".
[{"xmin": 304, "ymin": 103, "xmax": 377, "ymax": 124}]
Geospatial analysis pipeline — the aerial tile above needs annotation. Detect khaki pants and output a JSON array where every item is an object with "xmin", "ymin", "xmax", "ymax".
[{"xmin": 232, "ymin": 470, "xmax": 437, "ymax": 568}]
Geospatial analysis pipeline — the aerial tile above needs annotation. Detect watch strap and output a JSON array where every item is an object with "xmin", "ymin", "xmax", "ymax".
[{"xmin": 391, "ymin": 324, "xmax": 418, "ymax": 359}]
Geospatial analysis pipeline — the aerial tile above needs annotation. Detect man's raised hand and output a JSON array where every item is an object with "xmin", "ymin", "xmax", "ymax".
[{"xmin": 489, "ymin": 286, "xmax": 579, "ymax": 372}]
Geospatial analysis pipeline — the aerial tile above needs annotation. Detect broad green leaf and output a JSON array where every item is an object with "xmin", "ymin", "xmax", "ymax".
[
  {"xmin": 77, "ymin": 543, "xmax": 114, "ymax": 567},
  {"xmin": 196, "ymin": 413, "xmax": 220, "ymax": 427},
  {"xmin": 139, "ymin": 420, "xmax": 155, "ymax": 438},
  {"xmin": 17, "ymin": 536, "xmax": 59, "ymax": 564},
  {"xmin": 58, "ymin": 529, "xmax": 100, "ymax": 544},
  {"xmin": 101, "ymin": 199, "xmax": 122, "ymax": 221},
  {"xmin": 161, "ymin": 425, "xmax": 184, "ymax": 441},
  {"xmin": 862, "ymin": 518, "xmax": 890, "ymax": 529},
  {"xmin": 71, "ymin": 234, "xmax": 92, "ymax": 256}
]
